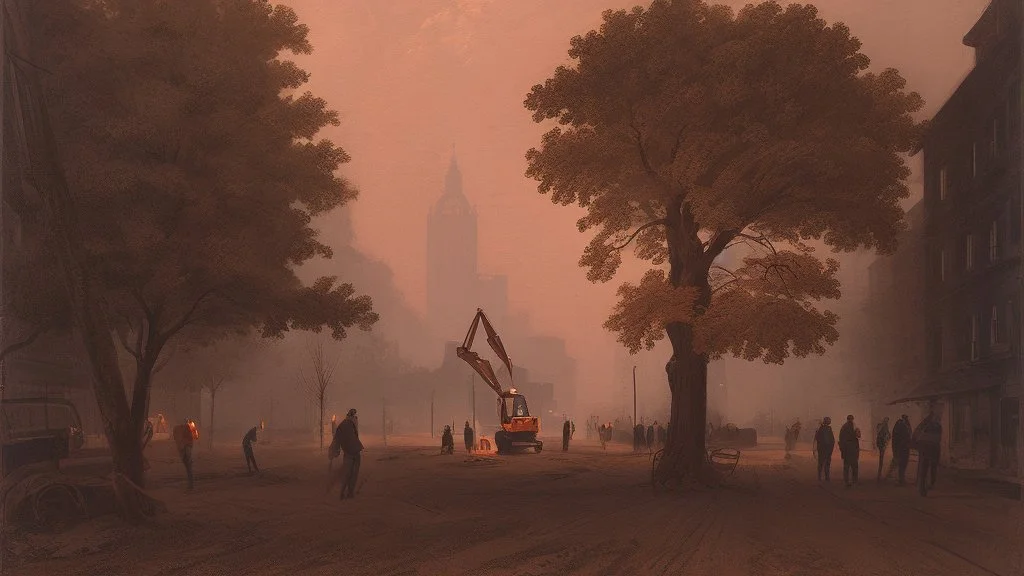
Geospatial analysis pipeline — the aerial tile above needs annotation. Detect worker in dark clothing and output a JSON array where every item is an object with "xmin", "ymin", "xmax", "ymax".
[
  {"xmin": 838, "ymin": 415, "xmax": 861, "ymax": 488},
  {"xmin": 812, "ymin": 417, "xmax": 835, "ymax": 481},
  {"xmin": 887, "ymin": 414, "xmax": 912, "ymax": 484},
  {"xmin": 562, "ymin": 419, "xmax": 571, "ymax": 451},
  {"xmin": 570, "ymin": 421, "xmax": 576, "ymax": 439},
  {"xmin": 464, "ymin": 421, "xmax": 475, "ymax": 454},
  {"xmin": 646, "ymin": 424, "xmax": 654, "ymax": 452},
  {"xmin": 441, "ymin": 425, "xmax": 454, "ymax": 454},
  {"xmin": 914, "ymin": 411, "xmax": 942, "ymax": 497},
  {"xmin": 328, "ymin": 409, "xmax": 364, "ymax": 500},
  {"xmin": 875, "ymin": 417, "xmax": 890, "ymax": 482},
  {"xmin": 172, "ymin": 418, "xmax": 198, "ymax": 490},
  {"xmin": 598, "ymin": 424, "xmax": 607, "ymax": 450},
  {"xmin": 242, "ymin": 421, "xmax": 264, "ymax": 474}
]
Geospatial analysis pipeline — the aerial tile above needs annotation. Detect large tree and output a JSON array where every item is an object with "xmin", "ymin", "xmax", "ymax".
[
  {"xmin": 7, "ymin": 0, "xmax": 377, "ymax": 512},
  {"xmin": 524, "ymin": 0, "xmax": 923, "ymax": 485}
]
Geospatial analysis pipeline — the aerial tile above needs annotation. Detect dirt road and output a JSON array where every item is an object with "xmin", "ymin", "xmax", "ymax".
[{"xmin": 5, "ymin": 435, "xmax": 1023, "ymax": 576}]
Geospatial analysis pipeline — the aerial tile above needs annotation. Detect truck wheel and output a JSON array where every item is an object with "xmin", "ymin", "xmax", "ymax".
[{"xmin": 534, "ymin": 445, "xmax": 542, "ymax": 453}]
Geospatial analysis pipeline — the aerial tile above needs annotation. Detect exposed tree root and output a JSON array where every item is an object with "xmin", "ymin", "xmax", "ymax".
[
  {"xmin": 112, "ymin": 473, "xmax": 166, "ymax": 524},
  {"xmin": 652, "ymin": 448, "xmax": 725, "ymax": 494}
]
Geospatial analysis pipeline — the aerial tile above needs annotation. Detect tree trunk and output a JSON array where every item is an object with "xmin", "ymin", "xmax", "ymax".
[
  {"xmin": 654, "ymin": 320, "xmax": 716, "ymax": 486},
  {"xmin": 4, "ymin": 0, "xmax": 161, "ymax": 520},
  {"xmin": 654, "ymin": 196, "xmax": 719, "ymax": 487}
]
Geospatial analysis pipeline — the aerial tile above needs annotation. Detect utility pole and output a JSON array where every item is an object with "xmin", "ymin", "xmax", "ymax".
[
  {"xmin": 632, "ymin": 366, "xmax": 637, "ymax": 429},
  {"xmin": 431, "ymin": 389, "xmax": 435, "ymax": 437},
  {"xmin": 471, "ymin": 374, "xmax": 476, "ymax": 431},
  {"xmin": 382, "ymin": 397, "xmax": 387, "ymax": 448}
]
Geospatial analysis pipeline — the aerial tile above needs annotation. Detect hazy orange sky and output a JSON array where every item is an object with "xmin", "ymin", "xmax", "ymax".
[{"xmin": 283, "ymin": 0, "xmax": 988, "ymax": 391}]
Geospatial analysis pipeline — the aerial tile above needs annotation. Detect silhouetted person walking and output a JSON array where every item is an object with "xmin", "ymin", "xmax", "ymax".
[
  {"xmin": 875, "ymin": 417, "xmax": 890, "ymax": 482},
  {"xmin": 839, "ymin": 415, "xmax": 860, "ymax": 487},
  {"xmin": 914, "ymin": 411, "xmax": 942, "ymax": 497},
  {"xmin": 813, "ymin": 417, "xmax": 835, "ymax": 481},
  {"xmin": 441, "ymin": 425, "xmax": 454, "ymax": 454},
  {"xmin": 328, "ymin": 409, "xmax": 364, "ymax": 500},
  {"xmin": 242, "ymin": 421, "xmax": 263, "ymax": 474},
  {"xmin": 464, "ymin": 421, "xmax": 475, "ymax": 454},
  {"xmin": 646, "ymin": 424, "xmax": 654, "ymax": 452},
  {"xmin": 888, "ymin": 414, "xmax": 912, "ymax": 484},
  {"xmin": 562, "ymin": 419, "xmax": 571, "ymax": 451}
]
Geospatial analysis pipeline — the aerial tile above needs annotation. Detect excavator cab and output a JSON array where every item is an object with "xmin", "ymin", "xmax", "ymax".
[
  {"xmin": 499, "ymin": 391, "xmax": 532, "ymax": 424},
  {"xmin": 499, "ymin": 393, "xmax": 530, "ymax": 423}
]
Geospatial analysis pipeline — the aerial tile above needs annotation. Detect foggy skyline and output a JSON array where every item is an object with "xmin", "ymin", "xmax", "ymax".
[{"xmin": 285, "ymin": 0, "xmax": 989, "ymax": 399}]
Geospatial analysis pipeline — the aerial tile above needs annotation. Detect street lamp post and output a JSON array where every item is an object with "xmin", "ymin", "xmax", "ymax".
[{"xmin": 633, "ymin": 366, "xmax": 637, "ymax": 429}]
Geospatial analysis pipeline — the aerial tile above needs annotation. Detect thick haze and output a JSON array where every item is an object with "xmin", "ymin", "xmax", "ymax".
[{"xmin": 281, "ymin": 0, "xmax": 988, "ymax": 414}]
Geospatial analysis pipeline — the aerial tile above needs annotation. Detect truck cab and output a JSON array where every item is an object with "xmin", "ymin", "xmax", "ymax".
[{"xmin": 1, "ymin": 397, "xmax": 85, "ymax": 477}]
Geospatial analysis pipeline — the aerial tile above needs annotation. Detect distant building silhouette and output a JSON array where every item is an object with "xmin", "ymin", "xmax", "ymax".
[
  {"xmin": 425, "ymin": 152, "xmax": 576, "ymax": 411},
  {"xmin": 427, "ymin": 153, "xmax": 484, "ymax": 340}
]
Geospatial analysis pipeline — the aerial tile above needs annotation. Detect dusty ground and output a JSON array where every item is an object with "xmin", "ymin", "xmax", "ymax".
[{"xmin": 4, "ymin": 434, "xmax": 1024, "ymax": 576}]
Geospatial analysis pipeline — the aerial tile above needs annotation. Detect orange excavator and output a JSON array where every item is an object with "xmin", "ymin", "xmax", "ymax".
[{"xmin": 456, "ymin": 309, "xmax": 543, "ymax": 454}]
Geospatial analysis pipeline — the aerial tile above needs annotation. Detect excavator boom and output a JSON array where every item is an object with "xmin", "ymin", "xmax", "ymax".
[
  {"xmin": 456, "ymin": 309, "xmax": 512, "ymax": 398},
  {"xmin": 455, "ymin": 308, "xmax": 543, "ymax": 454}
]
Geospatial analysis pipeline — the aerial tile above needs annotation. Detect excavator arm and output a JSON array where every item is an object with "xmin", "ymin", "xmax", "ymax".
[{"xmin": 455, "ymin": 309, "xmax": 513, "ymax": 398}]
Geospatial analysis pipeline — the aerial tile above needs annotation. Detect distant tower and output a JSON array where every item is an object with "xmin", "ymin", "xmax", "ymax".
[{"xmin": 426, "ymin": 152, "xmax": 479, "ymax": 343}]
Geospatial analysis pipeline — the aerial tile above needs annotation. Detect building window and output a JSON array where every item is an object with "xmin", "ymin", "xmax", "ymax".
[
  {"xmin": 990, "ymin": 221, "xmax": 999, "ymax": 261},
  {"xmin": 971, "ymin": 314, "xmax": 979, "ymax": 360},
  {"xmin": 939, "ymin": 167, "xmax": 949, "ymax": 201},
  {"xmin": 965, "ymin": 234, "xmax": 974, "ymax": 270},
  {"xmin": 991, "ymin": 304, "xmax": 1002, "ymax": 345}
]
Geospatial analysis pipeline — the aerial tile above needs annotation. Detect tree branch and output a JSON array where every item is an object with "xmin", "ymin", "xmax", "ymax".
[
  {"xmin": 704, "ymin": 228, "xmax": 740, "ymax": 263},
  {"xmin": 709, "ymin": 265, "xmax": 739, "ymax": 296},
  {"xmin": 158, "ymin": 287, "xmax": 218, "ymax": 343},
  {"xmin": 115, "ymin": 312, "xmax": 141, "ymax": 360},
  {"xmin": 711, "ymin": 278, "xmax": 740, "ymax": 295},
  {"xmin": 152, "ymin": 341, "xmax": 179, "ymax": 375},
  {"xmin": 0, "ymin": 324, "xmax": 50, "ymax": 362},
  {"xmin": 130, "ymin": 286, "xmax": 154, "ymax": 320},
  {"xmin": 710, "ymin": 264, "xmax": 738, "ymax": 280},
  {"xmin": 737, "ymin": 232, "xmax": 778, "ymax": 255},
  {"xmin": 612, "ymin": 219, "xmax": 667, "ymax": 250}
]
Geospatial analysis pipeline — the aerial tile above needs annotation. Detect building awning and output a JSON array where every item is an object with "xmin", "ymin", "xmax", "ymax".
[
  {"xmin": 888, "ymin": 383, "xmax": 999, "ymax": 405},
  {"xmin": 888, "ymin": 364, "xmax": 1008, "ymax": 405}
]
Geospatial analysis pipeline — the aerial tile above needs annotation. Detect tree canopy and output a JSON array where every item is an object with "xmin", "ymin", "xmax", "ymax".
[
  {"xmin": 524, "ymin": 0, "xmax": 923, "ymax": 481},
  {"xmin": 525, "ymin": 0, "xmax": 923, "ymax": 363},
  {"xmin": 10, "ymin": 0, "xmax": 378, "ymax": 494},
  {"xmin": 40, "ymin": 0, "xmax": 376, "ymax": 357}
]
